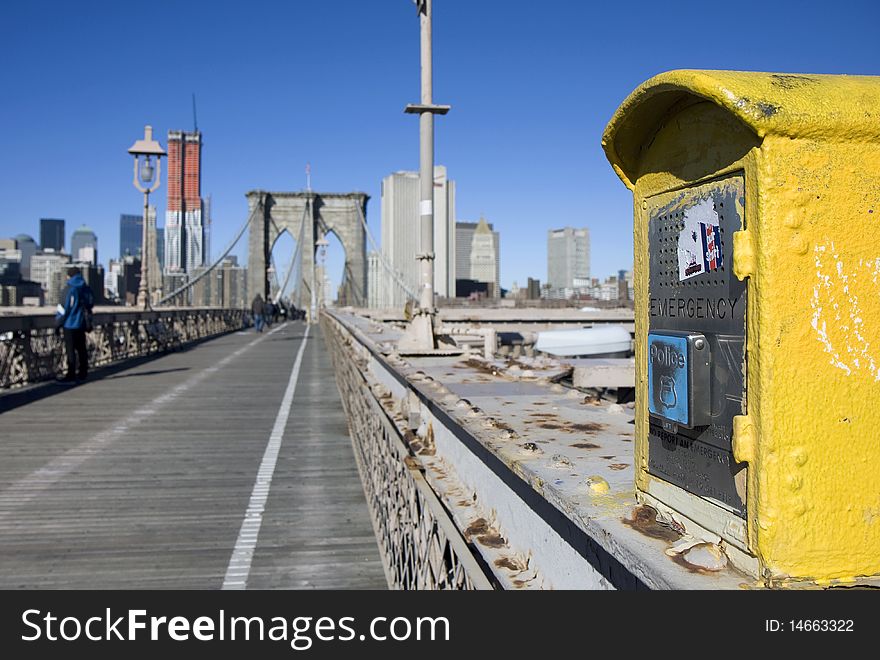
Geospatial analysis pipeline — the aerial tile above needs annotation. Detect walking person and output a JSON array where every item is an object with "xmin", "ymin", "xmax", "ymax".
[
  {"xmin": 264, "ymin": 300, "xmax": 275, "ymax": 328},
  {"xmin": 252, "ymin": 294, "xmax": 265, "ymax": 333},
  {"xmin": 55, "ymin": 266, "xmax": 94, "ymax": 384}
]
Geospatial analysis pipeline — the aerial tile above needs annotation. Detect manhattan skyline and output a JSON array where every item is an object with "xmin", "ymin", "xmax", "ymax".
[{"xmin": 2, "ymin": 0, "xmax": 878, "ymax": 291}]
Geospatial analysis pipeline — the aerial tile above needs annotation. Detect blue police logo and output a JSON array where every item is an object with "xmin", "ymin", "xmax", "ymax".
[{"xmin": 648, "ymin": 334, "xmax": 689, "ymax": 425}]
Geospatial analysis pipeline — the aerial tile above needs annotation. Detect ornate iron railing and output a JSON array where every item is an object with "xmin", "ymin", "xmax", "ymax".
[
  {"xmin": 321, "ymin": 311, "xmax": 492, "ymax": 590},
  {"xmin": 0, "ymin": 307, "xmax": 249, "ymax": 389}
]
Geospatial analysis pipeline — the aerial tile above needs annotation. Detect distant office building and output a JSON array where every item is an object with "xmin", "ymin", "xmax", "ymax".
[
  {"xmin": 380, "ymin": 166, "xmax": 455, "ymax": 308},
  {"xmin": 30, "ymin": 250, "xmax": 70, "ymax": 305},
  {"xmin": 0, "ymin": 242, "xmax": 22, "ymax": 281},
  {"xmin": 186, "ymin": 258, "xmax": 246, "ymax": 308},
  {"xmin": 0, "ymin": 279, "xmax": 43, "ymax": 306},
  {"xmin": 77, "ymin": 246, "xmax": 97, "ymax": 265},
  {"xmin": 190, "ymin": 266, "xmax": 212, "ymax": 306},
  {"xmin": 219, "ymin": 258, "xmax": 247, "ymax": 309},
  {"xmin": 119, "ymin": 255, "xmax": 141, "ymax": 305},
  {"xmin": 455, "ymin": 220, "xmax": 491, "ymax": 281},
  {"xmin": 527, "ymin": 277, "xmax": 541, "ymax": 300},
  {"xmin": 105, "ymin": 259, "xmax": 122, "ymax": 300},
  {"xmin": 40, "ymin": 218, "xmax": 65, "ymax": 252},
  {"xmin": 367, "ymin": 251, "xmax": 382, "ymax": 308},
  {"xmin": 156, "ymin": 226, "xmax": 165, "ymax": 271},
  {"xmin": 469, "ymin": 217, "xmax": 499, "ymax": 298},
  {"xmin": 455, "ymin": 279, "xmax": 491, "ymax": 299},
  {"xmin": 0, "ymin": 243, "xmax": 43, "ymax": 306},
  {"xmin": 455, "ymin": 218, "xmax": 500, "ymax": 291},
  {"xmin": 165, "ymin": 130, "xmax": 204, "ymax": 274},
  {"xmin": 119, "ymin": 213, "xmax": 142, "ymax": 258},
  {"xmin": 618, "ymin": 269, "xmax": 633, "ymax": 302},
  {"xmin": 547, "ymin": 227, "xmax": 590, "ymax": 297},
  {"xmin": 455, "ymin": 216, "xmax": 501, "ymax": 297},
  {"xmin": 13, "ymin": 234, "xmax": 37, "ymax": 280},
  {"xmin": 71, "ymin": 225, "xmax": 98, "ymax": 265},
  {"xmin": 162, "ymin": 272, "xmax": 187, "ymax": 305}
]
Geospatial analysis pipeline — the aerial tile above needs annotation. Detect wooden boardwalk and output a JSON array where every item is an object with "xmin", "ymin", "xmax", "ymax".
[{"xmin": 0, "ymin": 321, "xmax": 387, "ymax": 590}]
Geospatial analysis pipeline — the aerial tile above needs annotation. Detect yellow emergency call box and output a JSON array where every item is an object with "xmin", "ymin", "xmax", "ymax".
[{"xmin": 603, "ymin": 70, "xmax": 880, "ymax": 584}]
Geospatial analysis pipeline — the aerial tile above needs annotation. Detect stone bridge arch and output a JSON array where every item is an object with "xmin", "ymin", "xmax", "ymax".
[{"xmin": 246, "ymin": 190, "xmax": 368, "ymax": 314}]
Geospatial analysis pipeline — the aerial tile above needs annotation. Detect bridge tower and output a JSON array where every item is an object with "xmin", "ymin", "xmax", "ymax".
[{"xmin": 246, "ymin": 190, "xmax": 368, "ymax": 316}]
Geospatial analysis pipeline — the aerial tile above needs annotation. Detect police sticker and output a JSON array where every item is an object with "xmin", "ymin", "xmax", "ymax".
[{"xmin": 677, "ymin": 197, "xmax": 722, "ymax": 281}]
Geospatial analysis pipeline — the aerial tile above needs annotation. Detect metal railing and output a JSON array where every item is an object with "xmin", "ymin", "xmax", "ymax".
[
  {"xmin": 0, "ymin": 307, "xmax": 249, "ymax": 389},
  {"xmin": 321, "ymin": 310, "xmax": 493, "ymax": 590}
]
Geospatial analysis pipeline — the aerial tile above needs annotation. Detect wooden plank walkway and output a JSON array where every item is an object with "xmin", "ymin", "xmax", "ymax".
[{"xmin": 0, "ymin": 321, "xmax": 387, "ymax": 590}]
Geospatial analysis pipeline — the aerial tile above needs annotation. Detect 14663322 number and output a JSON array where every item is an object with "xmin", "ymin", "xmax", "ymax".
[{"xmin": 790, "ymin": 620, "xmax": 854, "ymax": 632}]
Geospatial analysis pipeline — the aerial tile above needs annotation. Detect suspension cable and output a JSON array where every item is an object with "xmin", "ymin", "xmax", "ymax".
[
  {"xmin": 157, "ymin": 201, "xmax": 260, "ymax": 305},
  {"xmin": 353, "ymin": 199, "xmax": 418, "ymax": 302},
  {"xmin": 273, "ymin": 199, "xmax": 309, "ymax": 305}
]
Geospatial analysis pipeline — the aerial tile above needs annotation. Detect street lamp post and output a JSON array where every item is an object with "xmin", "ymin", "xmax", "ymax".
[
  {"xmin": 400, "ymin": 0, "xmax": 450, "ymax": 351},
  {"xmin": 127, "ymin": 125, "xmax": 166, "ymax": 310}
]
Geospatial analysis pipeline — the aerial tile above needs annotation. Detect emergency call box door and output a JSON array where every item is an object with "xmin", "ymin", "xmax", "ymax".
[{"xmin": 647, "ymin": 175, "xmax": 747, "ymax": 515}]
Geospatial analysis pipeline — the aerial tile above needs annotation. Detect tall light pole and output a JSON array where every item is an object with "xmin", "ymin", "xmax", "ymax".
[
  {"xmin": 316, "ymin": 233, "xmax": 329, "ymax": 309},
  {"xmin": 127, "ymin": 125, "xmax": 166, "ymax": 310},
  {"xmin": 400, "ymin": 0, "xmax": 450, "ymax": 350}
]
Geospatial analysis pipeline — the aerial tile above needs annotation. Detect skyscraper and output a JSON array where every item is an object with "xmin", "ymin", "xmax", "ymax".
[
  {"xmin": 30, "ymin": 250, "xmax": 70, "ymax": 305},
  {"xmin": 71, "ymin": 225, "xmax": 98, "ymax": 264},
  {"xmin": 547, "ymin": 227, "xmax": 590, "ymax": 296},
  {"xmin": 13, "ymin": 234, "xmax": 37, "ymax": 280},
  {"xmin": 156, "ymin": 227, "xmax": 164, "ymax": 272},
  {"xmin": 367, "ymin": 251, "xmax": 382, "ymax": 309},
  {"xmin": 40, "ymin": 218, "xmax": 65, "ymax": 252},
  {"xmin": 455, "ymin": 218, "xmax": 500, "ymax": 284},
  {"xmin": 469, "ymin": 217, "xmax": 500, "ymax": 298},
  {"xmin": 119, "ymin": 213, "xmax": 142, "ymax": 258},
  {"xmin": 380, "ymin": 166, "xmax": 455, "ymax": 308},
  {"xmin": 165, "ymin": 130, "xmax": 204, "ymax": 274}
]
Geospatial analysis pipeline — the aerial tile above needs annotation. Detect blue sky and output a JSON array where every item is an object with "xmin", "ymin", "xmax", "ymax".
[{"xmin": 2, "ymin": 0, "xmax": 879, "ymax": 294}]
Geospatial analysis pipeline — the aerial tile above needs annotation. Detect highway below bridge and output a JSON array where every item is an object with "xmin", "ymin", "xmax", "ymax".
[{"xmin": 0, "ymin": 321, "xmax": 387, "ymax": 590}]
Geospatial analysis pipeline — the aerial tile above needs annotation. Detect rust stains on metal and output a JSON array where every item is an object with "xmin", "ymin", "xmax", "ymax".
[
  {"xmin": 571, "ymin": 442, "xmax": 600, "ymax": 449},
  {"xmin": 532, "ymin": 420, "xmax": 605, "ymax": 434},
  {"xmin": 464, "ymin": 357, "xmax": 503, "ymax": 376},
  {"xmin": 464, "ymin": 517, "xmax": 506, "ymax": 548},
  {"xmin": 494, "ymin": 556, "xmax": 527, "ymax": 572},
  {"xmin": 670, "ymin": 552, "xmax": 711, "ymax": 574},
  {"xmin": 571, "ymin": 422, "xmax": 605, "ymax": 433},
  {"xmin": 491, "ymin": 419, "xmax": 517, "ymax": 434},
  {"xmin": 464, "ymin": 518, "xmax": 489, "ymax": 537},
  {"xmin": 478, "ymin": 531, "xmax": 506, "ymax": 548},
  {"xmin": 609, "ymin": 463, "xmax": 629, "ymax": 470},
  {"xmin": 422, "ymin": 422, "xmax": 436, "ymax": 455},
  {"xmin": 622, "ymin": 505, "xmax": 683, "ymax": 543}
]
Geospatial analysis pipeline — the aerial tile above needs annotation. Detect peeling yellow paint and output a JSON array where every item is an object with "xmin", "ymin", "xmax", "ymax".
[
  {"xmin": 732, "ymin": 415, "xmax": 757, "ymax": 464},
  {"xmin": 603, "ymin": 70, "xmax": 880, "ymax": 583},
  {"xmin": 586, "ymin": 476, "xmax": 610, "ymax": 494}
]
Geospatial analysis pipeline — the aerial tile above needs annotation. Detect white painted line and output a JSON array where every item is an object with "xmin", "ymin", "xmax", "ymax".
[
  {"xmin": 222, "ymin": 324, "xmax": 311, "ymax": 590},
  {"xmin": 0, "ymin": 323, "xmax": 289, "ymax": 518}
]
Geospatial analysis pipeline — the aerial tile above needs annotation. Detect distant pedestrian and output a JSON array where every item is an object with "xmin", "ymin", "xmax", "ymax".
[
  {"xmin": 265, "ymin": 301, "xmax": 275, "ymax": 327},
  {"xmin": 55, "ymin": 266, "xmax": 94, "ymax": 383},
  {"xmin": 252, "ymin": 294, "xmax": 265, "ymax": 333}
]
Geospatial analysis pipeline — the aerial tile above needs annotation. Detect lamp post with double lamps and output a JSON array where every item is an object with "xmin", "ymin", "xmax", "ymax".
[{"xmin": 127, "ymin": 125, "xmax": 166, "ymax": 309}]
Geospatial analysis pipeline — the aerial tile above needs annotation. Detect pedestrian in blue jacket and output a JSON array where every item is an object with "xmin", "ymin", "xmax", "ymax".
[{"xmin": 56, "ymin": 267, "xmax": 94, "ymax": 383}]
